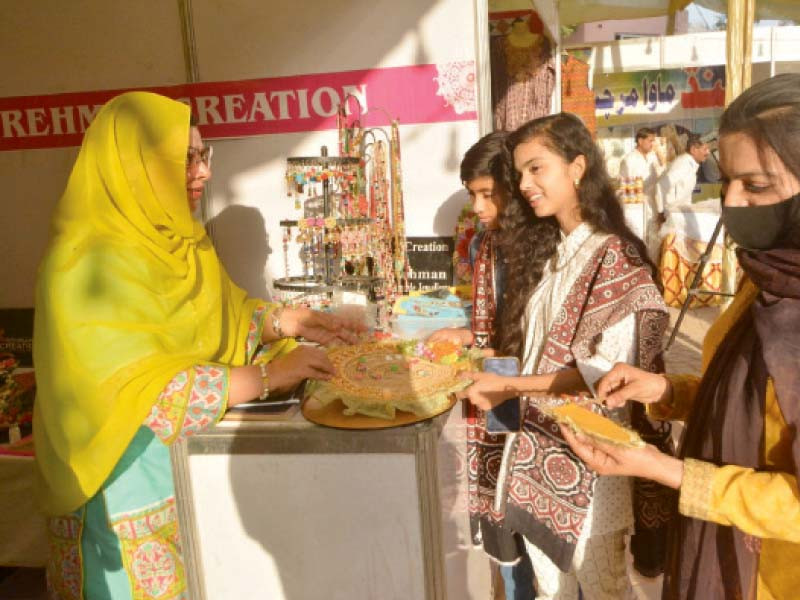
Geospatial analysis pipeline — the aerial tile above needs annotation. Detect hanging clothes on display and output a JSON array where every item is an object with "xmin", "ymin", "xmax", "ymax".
[
  {"xmin": 561, "ymin": 55, "xmax": 597, "ymax": 136},
  {"xmin": 490, "ymin": 15, "xmax": 556, "ymax": 132}
]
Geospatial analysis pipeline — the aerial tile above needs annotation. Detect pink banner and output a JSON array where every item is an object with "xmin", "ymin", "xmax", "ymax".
[{"xmin": 0, "ymin": 62, "xmax": 477, "ymax": 152}]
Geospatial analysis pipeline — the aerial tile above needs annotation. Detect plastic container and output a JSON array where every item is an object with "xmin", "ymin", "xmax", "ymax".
[{"xmin": 391, "ymin": 314, "xmax": 470, "ymax": 340}]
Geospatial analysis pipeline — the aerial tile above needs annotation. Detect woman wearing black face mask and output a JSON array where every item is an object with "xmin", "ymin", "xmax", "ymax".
[{"xmin": 557, "ymin": 73, "xmax": 800, "ymax": 600}]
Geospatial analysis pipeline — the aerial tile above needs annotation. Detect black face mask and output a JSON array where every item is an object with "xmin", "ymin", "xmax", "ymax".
[{"xmin": 721, "ymin": 192, "xmax": 800, "ymax": 250}]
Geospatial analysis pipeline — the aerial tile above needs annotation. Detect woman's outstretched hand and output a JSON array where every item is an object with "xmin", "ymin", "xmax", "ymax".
[
  {"xmin": 268, "ymin": 345, "xmax": 337, "ymax": 394},
  {"xmin": 560, "ymin": 425, "xmax": 683, "ymax": 489},
  {"xmin": 228, "ymin": 345, "xmax": 338, "ymax": 406},
  {"xmin": 595, "ymin": 363, "xmax": 671, "ymax": 408},
  {"xmin": 427, "ymin": 327, "xmax": 474, "ymax": 347},
  {"xmin": 281, "ymin": 307, "xmax": 367, "ymax": 346},
  {"xmin": 458, "ymin": 371, "xmax": 516, "ymax": 411}
]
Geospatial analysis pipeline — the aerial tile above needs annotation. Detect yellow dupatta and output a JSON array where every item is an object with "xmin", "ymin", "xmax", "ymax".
[{"xmin": 33, "ymin": 92, "xmax": 260, "ymax": 516}]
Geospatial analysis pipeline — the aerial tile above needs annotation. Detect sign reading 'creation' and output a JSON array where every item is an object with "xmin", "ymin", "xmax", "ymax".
[
  {"xmin": 406, "ymin": 237, "xmax": 454, "ymax": 290},
  {"xmin": 0, "ymin": 62, "xmax": 477, "ymax": 151}
]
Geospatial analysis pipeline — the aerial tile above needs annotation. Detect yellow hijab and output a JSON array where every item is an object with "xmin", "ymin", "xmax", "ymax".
[{"xmin": 33, "ymin": 92, "xmax": 259, "ymax": 516}]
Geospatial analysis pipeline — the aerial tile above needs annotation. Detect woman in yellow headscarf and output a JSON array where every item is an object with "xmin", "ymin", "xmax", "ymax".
[{"xmin": 34, "ymin": 91, "xmax": 360, "ymax": 599}]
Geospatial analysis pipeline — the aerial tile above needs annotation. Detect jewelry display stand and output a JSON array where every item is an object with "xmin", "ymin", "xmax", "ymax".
[
  {"xmin": 276, "ymin": 146, "xmax": 370, "ymax": 299},
  {"xmin": 275, "ymin": 100, "xmax": 410, "ymax": 330}
]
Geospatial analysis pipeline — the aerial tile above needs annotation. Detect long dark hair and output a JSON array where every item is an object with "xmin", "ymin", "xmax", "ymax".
[
  {"xmin": 719, "ymin": 73, "xmax": 800, "ymax": 183},
  {"xmin": 494, "ymin": 112, "xmax": 657, "ymax": 359}
]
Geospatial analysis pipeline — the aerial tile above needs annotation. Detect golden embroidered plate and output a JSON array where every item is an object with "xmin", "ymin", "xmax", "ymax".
[{"xmin": 303, "ymin": 342, "xmax": 470, "ymax": 429}]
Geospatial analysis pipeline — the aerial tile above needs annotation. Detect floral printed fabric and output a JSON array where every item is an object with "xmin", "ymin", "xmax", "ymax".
[
  {"xmin": 110, "ymin": 498, "xmax": 187, "ymax": 600},
  {"xmin": 247, "ymin": 303, "xmax": 270, "ymax": 357},
  {"xmin": 46, "ymin": 513, "xmax": 83, "ymax": 600},
  {"xmin": 144, "ymin": 365, "xmax": 228, "ymax": 444},
  {"xmin": 144, "ymin": 302, "xmax": 269, "ymax": 443}
]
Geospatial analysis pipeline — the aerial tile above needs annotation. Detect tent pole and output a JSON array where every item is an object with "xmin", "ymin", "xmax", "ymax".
[
  {"xmin": 720, "ymin": 0, "xmax": 756, "ymax": 308},
  {"xmin": 474, "ymin": 0, "xmax": 493, "ymax": 135}
]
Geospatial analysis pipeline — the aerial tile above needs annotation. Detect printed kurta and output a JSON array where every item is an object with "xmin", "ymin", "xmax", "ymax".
[
  {"xmin": 45, "ymin": 305, "xmax": 296, "ymax": 599},
  {"xmin": 33, "ymin": 92, "xmax": 298, "ymax": 599}
]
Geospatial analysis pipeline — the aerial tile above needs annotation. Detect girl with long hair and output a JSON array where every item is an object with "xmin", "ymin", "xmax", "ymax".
[
  {"xmin": 430, "ymin": 131, "xmax": 538, "ymax": 599},
  {"xmin": 463, "ymin": 112, "xmax": 668, "ymax": 599}
]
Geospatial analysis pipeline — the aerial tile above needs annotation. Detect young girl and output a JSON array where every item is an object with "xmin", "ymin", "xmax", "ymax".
[
  {"xmin": 429, "ymin": 132, "xmax": 537, "ymax": 600},
  {"xmin": 463, "ymin": 112, "xmax": 668, "ymax": 599},
  {"xmin": 430, "ymin": 131, "xmax": 507, "ymax": 349}
]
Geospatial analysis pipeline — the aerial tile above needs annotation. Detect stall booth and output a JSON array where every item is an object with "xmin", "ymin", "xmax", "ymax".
[
  {"xmin": 0, "ymin": 1, "xmax": 488, "ymax": 597},
  {"xmin": 3, "ymin": 0, "xmax": 800, "ymax": 598}
]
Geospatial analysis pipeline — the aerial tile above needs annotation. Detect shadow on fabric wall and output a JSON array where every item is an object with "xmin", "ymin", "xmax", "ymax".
[
  {"xmin": 432, "ymin": 188, "xmax": 470, "ymax": 238},
  {"xmin": 206, "ymin": 205, "xmax": 272, "ymax": 301}
]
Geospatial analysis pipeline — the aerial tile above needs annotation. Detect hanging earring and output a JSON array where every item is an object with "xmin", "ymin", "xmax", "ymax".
[{"xmin": 574, "ymin": 178, "xmax": 581, "ymax": 189}]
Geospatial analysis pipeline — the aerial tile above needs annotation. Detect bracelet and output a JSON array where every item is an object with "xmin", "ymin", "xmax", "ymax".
[
  {"xmin": 271, "ymin": 307, "xmax": 285, "ymax": 339},
  {"xmin": 258, "ymin": 362, "xmax": 270, "ymax": 400}
]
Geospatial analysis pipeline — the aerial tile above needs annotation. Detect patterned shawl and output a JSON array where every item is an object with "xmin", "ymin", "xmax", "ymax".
[
  {"xmin": 468, "ymin": 235, "xmax": 669, "ymax": 570},
  {"xmin": 471, "ymin": 230, "xmax": 498, "ymax": 350}
]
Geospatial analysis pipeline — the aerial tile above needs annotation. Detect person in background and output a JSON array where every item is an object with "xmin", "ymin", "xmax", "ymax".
[
  {"xmin": 619, "ymin": 127, "xmax": 666, "ymax": 260},
  {"xmin": 619, "ymin": 127, "xmax": 664, "ymax": 190},
  {"xmin": 429, "ymin": 131, "xmax": 536, "ymax": 600},
  {"xmin": 461, "ymin": 112, "xmax": 668, "ymax": 599},
  {"xmin": 34, "ymin": 91, "xmax": 363, "ymax": 599},
  {"xmin": 655, "ymin": 133, "xmax": 710, "ymax": 220},
  {"xmin": 562, "ymin": 73, "xmax": 800, "ymax": 599}
]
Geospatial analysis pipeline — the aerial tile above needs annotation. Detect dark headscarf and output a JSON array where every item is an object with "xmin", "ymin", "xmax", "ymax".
[{"xmin": 663, "ymin": 246, "xmax": 800, "ymax": 599}]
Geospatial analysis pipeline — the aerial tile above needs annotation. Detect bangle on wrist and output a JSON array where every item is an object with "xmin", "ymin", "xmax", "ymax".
[
  {"xmin": 271, "ymin": 307, "xmax": 285, "ymax": 339},
  {"xmin": 258, "ymin": 362, "xmax": 270, "ymax": 400}
]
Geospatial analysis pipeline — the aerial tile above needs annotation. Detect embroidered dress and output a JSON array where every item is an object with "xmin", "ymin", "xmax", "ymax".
[
  {"xmin": 560, "ymin": 56, "xmax": 597, "ymax": 136},
  {"xmin": 656, "ymin": 248, "xmax": 800, "ymax": 599},
  {"xmin": 469, "ymin": 230, "xmax": 505, "ymax": 350},
  {"xmin": 43, "ymin": 313, "xmax": 296, "ymax": 600},
  {"xmin": 468, "ymin": 224, "xmax": 668, "ymax": 595},
  {"xmin": 466, "ymin": 229, "xmax": 505, "ymax": 541}
]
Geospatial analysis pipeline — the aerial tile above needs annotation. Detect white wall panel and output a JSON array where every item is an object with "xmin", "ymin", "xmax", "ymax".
[
  {"xmin": 1, "ymin": 0, "xmax": 479, "ymax": 306},
  {"xmin": 0, "ymin": 0, "xmax": 186, "ymax": 306},
  {"xmin": 192, "ymin": 0, "xmax": 479, "ymax": 298}
]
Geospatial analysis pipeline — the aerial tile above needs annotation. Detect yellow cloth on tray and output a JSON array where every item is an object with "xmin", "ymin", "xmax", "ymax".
[{"xmin": 33, "ymin": 92, "xmax": 260, "ymax": 516}]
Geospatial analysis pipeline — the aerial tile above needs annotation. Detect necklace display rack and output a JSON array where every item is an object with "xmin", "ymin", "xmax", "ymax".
[{"xmin": 336, "ymin": 99, "xmax": 411, "ymax": 328}]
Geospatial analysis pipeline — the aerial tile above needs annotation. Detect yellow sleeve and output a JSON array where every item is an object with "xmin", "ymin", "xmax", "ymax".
[
  {"xmin": 679, "ymin": 458, "xmax": 800, "ymax": 543},
  {"xmin": 646, "ymin": 373, "xmax": 700, "ymax": 421}
]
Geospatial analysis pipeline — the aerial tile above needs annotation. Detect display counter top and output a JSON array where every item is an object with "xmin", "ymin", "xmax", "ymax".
[{"xmin": 192, "ymin": 405, "xmax": 446, "ymax": 455}]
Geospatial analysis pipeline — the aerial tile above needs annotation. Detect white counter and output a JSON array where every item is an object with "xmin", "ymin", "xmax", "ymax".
[{"xmin": 171, "ymin": 406, "xmax": 491, "ymax": 600}]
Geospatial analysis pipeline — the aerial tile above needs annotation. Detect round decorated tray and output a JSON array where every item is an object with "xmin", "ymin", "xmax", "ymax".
[
  {"xmin": 301, "ymin": 395, "xmax": 458, "ymax": 430},
  {"xmin": 302, "ymin": 341, "xmax": 472, "ymax": 430}
]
